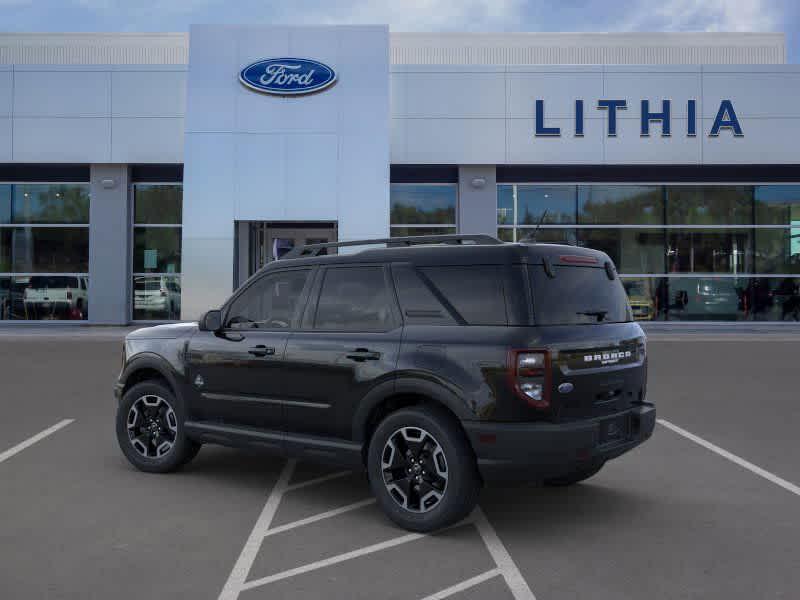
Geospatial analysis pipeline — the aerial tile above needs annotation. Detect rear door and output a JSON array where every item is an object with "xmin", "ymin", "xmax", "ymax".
[{"xmin": 282, "ymin": 265, "xmax": 402, "ymax": 440}]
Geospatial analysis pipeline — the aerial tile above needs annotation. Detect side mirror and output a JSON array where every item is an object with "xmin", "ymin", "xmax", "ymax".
[{"xmin": 199, "ymin": 309, "xmax": 222, "ymax": 332}]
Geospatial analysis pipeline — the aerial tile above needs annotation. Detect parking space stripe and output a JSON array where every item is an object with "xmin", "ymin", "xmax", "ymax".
[
  {"xmin": 0, "ymin": 419, "xmax": 74, "ymax": 465},
  {"xmin": 419, "ymin": 568, "xmax": 501, "ymax": 600},
  {"xmin": 239, "ymin": 531, "xmax": 427, "ymax": 591},
  {"xmin": 218, "ymin": 459, "xmax": 297, "ymax": 600},
  {"xmin": 658, "ymin": 418, "xmax": 800, "ymax": 498},
  {"xmin": 474, "ymin": 507, "xmax": 537, "ymax": 600},
  {"xmin": 262, "ymin": 498, "xmax": 376, "ymax": 538},
  {"xmin": 285, "ymin": 470, "xmax": 353, "ymax": 492}
]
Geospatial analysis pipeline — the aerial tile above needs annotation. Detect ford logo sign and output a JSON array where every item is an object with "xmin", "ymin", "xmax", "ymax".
[{"xmin": 239, "ymin": 58, "xmax": 337, "ymax": 96}]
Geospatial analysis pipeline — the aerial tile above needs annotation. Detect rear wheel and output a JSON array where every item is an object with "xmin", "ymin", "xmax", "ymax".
[
  {"xmin": 367, "ymin": 406, "xmax": 480, "ymax": 532},
  {"xmin": 543, "ymin": 461, "xmax": 605, "ymax": 486},
  {"xmin": 116, "ymin": 380, "xmax": 201, "ymax": 473}
]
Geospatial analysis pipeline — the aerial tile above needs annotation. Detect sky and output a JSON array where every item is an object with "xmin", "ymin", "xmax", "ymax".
[{"xmin": 0, "ymin": 0, "xmax": 797, "ymax": 62}]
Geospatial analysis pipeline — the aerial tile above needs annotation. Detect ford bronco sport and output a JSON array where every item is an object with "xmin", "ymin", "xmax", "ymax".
[{"xmin": 115, "ymin": 234, "xmax": 655, "ymax": 532}]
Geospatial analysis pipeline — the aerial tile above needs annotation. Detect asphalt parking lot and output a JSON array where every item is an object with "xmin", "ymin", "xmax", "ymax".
[{"xmin": 1, "ymin": 328, "xmax": 799, "ymax": 599}]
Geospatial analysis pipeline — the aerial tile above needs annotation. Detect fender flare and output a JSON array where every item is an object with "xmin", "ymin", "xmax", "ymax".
[
  {"xmin": 119, "ymin": 353, "xmax": 183, "ymax": 399},
  {"xmin": 351, "ymin": 376, "xmax": 473, "ymax": 443}
]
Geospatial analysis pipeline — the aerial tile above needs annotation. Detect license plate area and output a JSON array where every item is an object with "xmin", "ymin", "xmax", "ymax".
[{"xmin": 598, "ymin": 415, "xmax": 629, "ymax": 445}]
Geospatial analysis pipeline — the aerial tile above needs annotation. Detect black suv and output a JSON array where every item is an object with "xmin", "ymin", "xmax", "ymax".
[{"xmin": 115, "ymin": 235, "xmax": 655, "ymax": 532}]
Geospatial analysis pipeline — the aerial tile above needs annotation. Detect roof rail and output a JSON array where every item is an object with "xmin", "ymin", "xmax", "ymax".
[{"xmin": 284, "ymin": 234, "xmax": 502, "ymax": 259}]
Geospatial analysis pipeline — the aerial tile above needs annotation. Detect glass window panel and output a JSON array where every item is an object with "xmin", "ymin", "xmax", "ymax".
[
  {"xmin": 665, "ymin": 277, "xmax": 749, "ymax": 321},
  {"xmin": 0, "ymin": 275, "xmax": 88, "ymax": 320},
  {"xmin": 754, "ymin": 185, "xmax": 800, "ymax": 225},
  {"xmin": 390, "ymin": 184, "xmax": 456, "ymax": 225},
  {"xmin": 314, "ymin": 267, "xmax": 392, "ymax": 331},
  {"xmin": 497, "ymin": 185, "xmax": 514, "ymax": 225},
  {"xmin": 520, "ymin": 228, "xmax": 577, "ymax": 245},
  {"xmin": 134, "ymin": 185, "xmax": 183, "ymax": 225},
  {"xmin": 0, "ymin": 185, "xmax": 10, "ymax": 223},
  {"xmin": 666, "ymin": 186, "xmax": 753, "ymax": 225},
  {"xmin": 497, "ymin": 227, "xmax": 514, "ymax": 242},
  {"xmin": 227, "ymin": 269, "xmax": 310, "ymax": 329},
  {"xmin": 422, "ymin": 266, "xmax": 507, "ymax": 326},
  {"xmin": 755, "ymin": 228, "xmax": 800, "ymax": 274},
  {"xmin": 390, "ymin": 226, "xmax": 456, "ymax": 237},
  {"xmin": 666, "ymin": 229, "xmax": 753, "ymax": 274},
  {"xmin": 133, "ymin": 227, "xmax": 181, "ymax": 273},
  {"xmin": 578, "ymin": 229, "xmax": 665, "ymax": 274},
  {"xmin": 578, "ymin": 185, "xmax": 663, "ymax": 225},
  {"xmin": 749, "ymin": 277, "xmax": 800, "ymax": 321},
  {"xmin": 621, "ymin": 278, "xmax": 667, "ymax": 321},
  {"xmin": 1, "ymin": 227, "xmax": 89, "ymax": 273},
  {"xmin": 8, "ymin": 184, "xmax": 89, "ymax": 224},
  {"xmin": 530, "ymin": 265, "xmax": 631, "ymax": 325},
  {"xmin": 132, "ymin": 275, "xmax": 181, "ymax": 320},
  {"xmin": 516, "ymin": 185, "xmax": 575, "ymax": 225}
]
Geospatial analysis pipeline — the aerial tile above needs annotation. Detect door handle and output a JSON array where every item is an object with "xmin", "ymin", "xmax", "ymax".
[
  {"xmin": 346, "ymin": 348, "xmax": 381, "ymax": 362},
  {"xmin": 248, "ymin": 345, "xmax": 276, "ymax": 357}
]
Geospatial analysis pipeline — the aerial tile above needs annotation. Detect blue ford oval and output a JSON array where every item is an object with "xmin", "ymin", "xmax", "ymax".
[{"xmin": 239, "ymin": 58, "xmax": 337, "ymax": 96}]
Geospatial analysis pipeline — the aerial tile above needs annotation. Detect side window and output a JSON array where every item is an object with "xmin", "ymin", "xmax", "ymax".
[
  {"xmin": 226, "ymin": 269, "xmax": 310, "ymax": 329},
  {"xmin": 421, "ymin": 266, "xmax": 508, "ymax": 326},
  {"xmin": 314, "ymin": 267, "xmax": 394, "ymax": 331},
  {"xmin": 392, "ymin": 265, "xmax": 456, "ymax": 325}
]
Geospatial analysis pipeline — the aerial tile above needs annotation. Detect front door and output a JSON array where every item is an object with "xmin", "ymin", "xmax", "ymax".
[
  {"xmin": 186, "ymin": 267, "xmax": 314, "ymax": 434},
  {"xmin": 282, "ymin": 265, "xmax": 403, "ymax": 440}
]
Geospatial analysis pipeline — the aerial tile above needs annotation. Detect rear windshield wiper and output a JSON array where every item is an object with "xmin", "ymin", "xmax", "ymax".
[{"xmin": 576, "ymin": 310, "xmax": 608, "ymax": 322}]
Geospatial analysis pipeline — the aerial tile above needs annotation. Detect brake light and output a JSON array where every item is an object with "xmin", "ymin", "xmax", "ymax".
[
  {"xmin": 67, "ymin": 290, "xmax": 72, "ymax": 300},
  {"xmin": 559, "ymin": 254, "xmax": 598, "ymax": 265},
  {"xmin": 508, "ymin": 349, "xmax": 551, "ymax": 409}
]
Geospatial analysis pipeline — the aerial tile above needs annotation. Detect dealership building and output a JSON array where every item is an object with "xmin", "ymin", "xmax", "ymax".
[{"xmin": 0, "ymin": 27, "xmax": 799, "ymax": 324}]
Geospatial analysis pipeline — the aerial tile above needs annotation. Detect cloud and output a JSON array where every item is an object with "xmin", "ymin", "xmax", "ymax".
[
  {"xmin": 621, "ymin": 0, "xmax": 780, "ymax": 32},
  {"xmin": 282, "ymin": 0, "xmax": 524, "ymax": 31}
]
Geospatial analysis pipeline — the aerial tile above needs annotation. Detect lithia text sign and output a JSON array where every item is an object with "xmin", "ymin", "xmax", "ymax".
[{"xmin": 535, "ymin": 99, "xmax": 743, "ymax": 138}]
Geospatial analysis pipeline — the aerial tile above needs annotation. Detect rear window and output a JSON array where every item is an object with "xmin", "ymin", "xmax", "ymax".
[{"xmin": 530, "ymin": 265, "xmax": 632, "ymax": 325}]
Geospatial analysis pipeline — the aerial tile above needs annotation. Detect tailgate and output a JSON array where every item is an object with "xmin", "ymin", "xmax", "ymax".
[{"xmin": 540, "ymin": 324, "xmax": 647, "ymax": 422}]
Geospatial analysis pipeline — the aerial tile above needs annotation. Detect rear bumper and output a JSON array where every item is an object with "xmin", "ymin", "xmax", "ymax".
[{"xmin": 463, "ymin": 403, "xmax": 656, "ymax": 482}]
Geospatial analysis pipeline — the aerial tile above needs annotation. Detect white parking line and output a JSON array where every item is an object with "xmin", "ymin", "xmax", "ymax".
[
  {"xmin": 474, "ymin": 507, "xmax": 537, "ymax": 600},
  {"xmin": 419, "ymin": 568, "xmax": 501, "ymax": 600},
  {"xmin": 262, "ymin": 498, "xmax": 376, "ymax": 538},
  {"xmin": 239, "ymin": 531, "xmax": 427, "ymax": 591},
  {"xmin": 658, "ymin": 418, "xmax": 800, "ymax": 498},
  {"xmin": 0, "ymin": 419, "xmax": 74, "ymax": 464},
  {"xmin": 218, "ymin": 459, "xmax": 297, "ymax": 600}
]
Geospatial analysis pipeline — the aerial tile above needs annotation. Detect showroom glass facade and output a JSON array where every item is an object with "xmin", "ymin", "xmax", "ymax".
[
  {"xmin": 0, "ymin": 183, "xmax": 90, "ymax": 320},
  {"xmin": 390, "ymin": 183, "xmax": 457, "ymax": 237},
  {"xmin": 131, "ymin": 184, "xmax": 182, "ymax": 320},
  {"xmin": 498, "ymin": 184, "xmax": 800, "ymax": 321}
]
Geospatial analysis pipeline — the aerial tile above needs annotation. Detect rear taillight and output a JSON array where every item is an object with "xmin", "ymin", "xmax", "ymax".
[
  {"xmin": 508, "ymin": 349, "xmax": 551, "ymax": 409},
  {"xmin": 66, "ymin": 290, "xmax": 73, "ymax": 300}
]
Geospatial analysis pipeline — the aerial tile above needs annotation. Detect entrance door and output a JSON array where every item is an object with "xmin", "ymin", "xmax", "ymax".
[{"xmin": 249, "ymin": 222, "xmax": 337, "ymax": 277}]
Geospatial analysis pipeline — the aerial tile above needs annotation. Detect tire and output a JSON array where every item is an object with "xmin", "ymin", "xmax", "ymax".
[
  {"xmin": 367, "ymin": 405, "xmax": 481, "ymax": 532},
  {"xmin": 543, "ymin": 461, "xmax": 605, "ymax": 487},
  {"xmin": 116, "ymin": 380, "xmax": 201, "ymax": 473}
]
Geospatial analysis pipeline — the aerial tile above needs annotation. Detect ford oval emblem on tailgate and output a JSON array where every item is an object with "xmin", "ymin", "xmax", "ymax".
[{"xmin": 558, "ymin": 382, "xmax": 574, "ymax": 394}]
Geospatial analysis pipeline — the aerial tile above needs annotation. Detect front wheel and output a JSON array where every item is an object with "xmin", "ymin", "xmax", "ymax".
[
  {"xmin": 116, "ymin": 380, "xmax": 201, "ymax": 473},
  {"xmin": 367, "ymin": 406, "xmax": 481, "ymax": 532}
]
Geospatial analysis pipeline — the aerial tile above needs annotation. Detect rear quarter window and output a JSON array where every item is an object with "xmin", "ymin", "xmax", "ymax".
[
  {"xmin": 420, "ymin": 266, "xmax": 508, "ymax": 326},
  {"xmin": 530, "ymin": 265, "xmax": 632, "ymax": 325}
]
